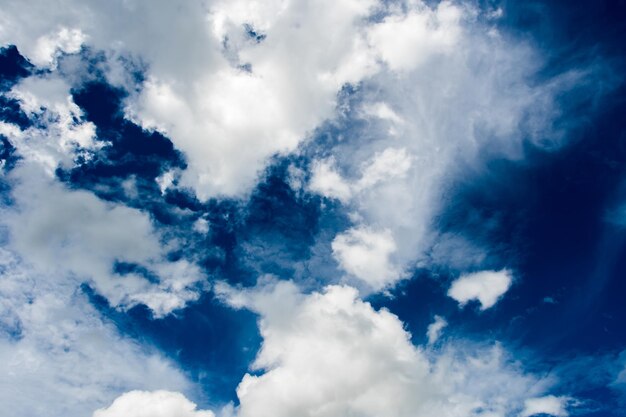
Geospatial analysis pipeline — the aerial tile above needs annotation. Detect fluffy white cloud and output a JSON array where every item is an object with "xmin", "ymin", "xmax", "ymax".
[
  {"xmin": 2, "ymin": 74, "xmax": 101, "ymax": 173},
  {"xmin": 427, "ymin": 315, "xmax": 448, "ymax": 344},
  {"xmin": 93, "ymin": 391, "xmax": 214, "ymax": 417},
  {"xmin": 367, "ymin": 1, "xmax": 463, "ymax": 72},
  {"xmin": 211, "ymin": 279, "xmax": 560, "ymax": 417},
  {"xmin": 1, "ymin": 0, "xmax": 577, "ymax": 204},
  {"xmin": 0, "ymin": 0, "xmax": 383, "ymax": 199},
  {"xmin": 31, "ymin": 27, "xmax": 86, "ymax": 68},
  {"xmin": 520, "ymin": 396, "xmax": 570, "ymax": 417},
  {"xmin": 0, "ymin": 81, "xmax": 205, "ymax": 414},
  {"xmin": 448, "ymin": 270, "xmax": 513, "ymax": 310},
  {"xmin": 2, "ymin": 163, "xmax": 204, "ymax": 317},
  {"xmin": 308, "ymin": 158, "xmax": 353, "ymax": 202},
  {"xmin": 0, "ymin": 0, "xmax": 592, "ymax": 296},
  {"xmin": 331, "ymin": 227, "xmax": 400, "ymax": 289},
  {"xmin": 302, "ymin": 1, "xmax": 588, "ymax": 290},
  {"xmin": 309, "ymin": 148, "xmax": 411, "ymax": 205},
  {"xmin": 0, "ymin": 64, "xmax": 206, "ymax": 317},
  {"xmin": 0, "ymin": 248, "xmax": 195, "ymax": 417},
  {"xmin": 0, "ymin": 2, "xmax": 600, "ymax": 415}
]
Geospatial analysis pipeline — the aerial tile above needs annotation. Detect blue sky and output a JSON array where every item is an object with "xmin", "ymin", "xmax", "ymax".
[{"xmin": 1, "ymin": 1, "xmax": 625, "ymax": 416}]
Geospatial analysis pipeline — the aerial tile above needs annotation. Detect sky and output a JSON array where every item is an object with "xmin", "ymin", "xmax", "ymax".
[{"xmin": 0, "ymin": 0, "xmax": 625, "ymax": 416}]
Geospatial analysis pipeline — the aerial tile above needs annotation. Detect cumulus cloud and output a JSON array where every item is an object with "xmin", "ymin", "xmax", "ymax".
[
  {"xmin": 211, "ymin": 279, "xmax": 560, "ymax": 417},
  {"xmin": 520, "ymin": 395, "xmax": 570, "ymax": 417},
  {"xmin": 367, "ymin": 1, "xmax": 462, "ymax": 72},
  {"xmin": 309, "ymin": 147, "xmax": 412, "ymax": 204},
  {"xmin": 447, "ymin": 269, "xmax": 513, "ymax": 310},
  {"xmin": 0, "ymin": 248, "xmax": 194, "ymax": 417},
  {"xmin": 3, "ymin": 163, "xmax": 205, "ymax": 317},
  {"xmin": 93, "ymin": 391, "xmax": 214, "ymax": 417},
  {"xmin": 31, "ymin": 27, "xmax": 86, "ymax": 68},
  {"xmin": 2, "ymin": 74, "xmax": 101, "ymax": 173},
  {"xmin": 0, "ymin": 74, "xmax": 206, "ymax": 415},
  {"xmin": 0, "ymin": 0, "xmax": 381, "ymax": 199},
  {"xmin": 0, "ymin": 68, "xmax": 206, "ymax": 316},
  {"xmin": 331, "ymin": 227, "xmax": 401, "ymax": 289},
  {"xmin": 308, "ymin": 157, "xmax": 353, "ymax": 202},
  {"xmin": 1, "ymin": 0, "xmax": 583, "ymax": 204}
]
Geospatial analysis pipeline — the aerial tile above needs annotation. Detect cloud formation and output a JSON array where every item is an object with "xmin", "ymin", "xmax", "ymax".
[
  {"xmin": 93, "ymin": 391, "xmax": 214, "ymax": 417},
  {"xmin": 299, "ymin": 2, "xmax": 585, "ymax": 290},
  {"xmin": 0, "ymin": 248, "xmax": 194, "ymax": 417},
  {"xmin": 212, "ymin": 279, "xmax": 558, "ymax": 417},
  {"xmin": 520, "ymin": 396, "xmax": 570, "ymax": 417},
  {"xmin": 447, "ymin": 269, "xmax": 513, "ymax": 310},
  {"xmin": 3, "ymin": 162, "xmax": 205, "ymax": 316},
  {"xmin": 0, "ymin": 1, "xmax": 617, "ymax": 416}
]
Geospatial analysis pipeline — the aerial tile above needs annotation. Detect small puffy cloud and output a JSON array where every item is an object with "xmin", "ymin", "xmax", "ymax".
[
  {"xmin": 520, "ymin": 395, "xmax": 570, "ymax": 417},
  {"xmin": 5, "ymin": 74, "xmax": 101, "ymax": 173},
  {"xmin": 448, "ymin": 269, "xmax": 513, "ymax": 310},
  {"xmin": 309, "ymin": 148, "xmax": 412, "ymax": 204},
  {"xmin": 193, "ymin": 218, "xmax": 210, "ymax": 234},
  {"xmin": 426, "ymin": 315, "xmax": 447, "ymax": 344},
  {"xmin": 93, "ymin": 391, "xmax": 214, "ymax": 417},
  {"xmin": 308, "ymin": 158, "xmax": 353, "ymax": 202},
  {"xmin": 331, "ymin": 227, "xmax": 400, "ymax": 289}
]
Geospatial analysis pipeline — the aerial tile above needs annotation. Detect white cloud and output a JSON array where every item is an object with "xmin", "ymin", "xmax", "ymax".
[
  {"xmin": 3, "ymin": 163, "xmax": 205, "ymax": 317},
  {"xmin": 31, "ymin": 27, "xmax": 86, "ymax": 68},
  {"xmin": 331, "ymin": 227, "xmax": 400, "ymax": 289},
  {"xmin": 1, "ymin": 0, "xmax": 573, "ymax": 206},
  {"xmin": 3, "ymin": 74, "xmax": 101, "ymax": 173},
  {"xmin": 0, "ymin": 65, "xmax": 206, "ymax": 317},
  {"xmin": 308, "ymin": 148, "xmax": 412, "ymax": 205},
  {"xmin": 0, "ymin": 248, "xmax": 194, "ymax": 417},
  {"xmin": 427, "ymin": 315, "xmax": 447, "ymax": 344},
  {"xmin": 448, "ymin": 270, "xmax": 513, "ymax": 310},
  {"xmin": 0, "ymin": 3, "xmax": 590, "ymax": 307},
  {"xmin": 308, "ymin": 158, "xmax": 353, "ymax": 202},
  {"xmin": 93, "ymin": 391, "xmax": 214, "ymax": 417},
  {"xmin": 356, "ymin": 147, "xmax": 412, "ymax": 191},
  {"xmin": 0, "ymin": 2, "xmax": 597, "ymax": 416},
  {"xmin": 212, "ymin": 280, "xmax": 560, "ymax": 417},
  {"xmin": 0, "ymin": 0, "xmax": 385, "ymax": 199},
  {"xmin": 361, "ymin": 102, "xmax": 404, "ymax": 125},
  {"xmin": 156, "ymin": 170, "xmax": 176, "ymax": 195},
  {"xmin": 368, "ymin": 1, "xmax": 463, "ymax": 72},
  {"xmin": 520, "ymin": 396, "xmax": 570, "ymax": 417},
  {"xmin": 193, "ymin": 218, "xmax": 210, "ymax": 234},
  {"xmin": 302, "ymin": 1, "xmax": 586, "ymax": 291}
]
